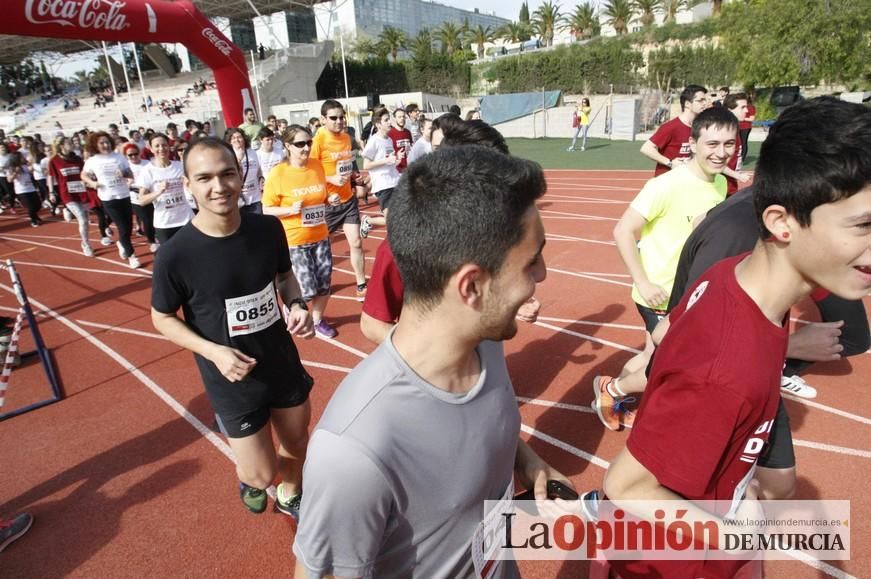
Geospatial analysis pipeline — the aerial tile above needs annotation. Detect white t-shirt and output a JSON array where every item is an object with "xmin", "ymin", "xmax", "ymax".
[
  {"xmin": 32, "ymin": 157, "xmax": 48, "ymax": 181},
  {"xmin": 256, "ymin": 147, "xmax": 286, "ymax": 181},
  {"xmin": 237, "ymin": 148, "xmax": 262, "ymax": 206},
  {"xmin": 363, "ymin": 134, "xmax": 401, "ymax": 195},
  {"xmin": 136, "ymin": 161, "xmax": 194, "ymax": 229},
  {"xmin": 83, "ymin": 152, "xmax": 131, "ymax": 201},
  {"xmin": 128, "ymin": 161, "xmax": 149, "ymax": 205},
  {"xmin": 12, "ymin": 165, "xmax": 36, "ymax": 195},
  {"xmin": 408, "ymin": 138, "xmax": 432, "ymax": 165}
]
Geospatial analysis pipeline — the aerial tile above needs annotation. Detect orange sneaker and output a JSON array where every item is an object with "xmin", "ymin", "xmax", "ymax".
[{"xmin": 592, "ymin": 375, "xmax": 620, "ymax": 431}]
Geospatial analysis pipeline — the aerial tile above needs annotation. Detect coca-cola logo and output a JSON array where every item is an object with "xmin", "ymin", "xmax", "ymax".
[
  {"xmin": 202, "ymin": 28, "xmax": 232, "ymax": 56},
  {"xmin": 25, "ymin": 0, "xmax": 129, "ymax": 30}
]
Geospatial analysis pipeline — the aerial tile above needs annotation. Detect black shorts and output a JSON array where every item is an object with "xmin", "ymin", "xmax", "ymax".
[
  {"xmin": 325, "ymin": 197, "xmax": 360, "ymax": 233},
  {"xmin": 758, "ymin": 398, "xmax": 795, "ymax": 469},
  {"xmin": 201, "ymin": 349, "xmax": 313, "ymax": 439},
  {"xmin": 374, "ymin": 187, "xmax": 394, "ymax": 212},
  {"xmin": 635, "ymin": 303, "xmax": 667, "ymax": 334}
]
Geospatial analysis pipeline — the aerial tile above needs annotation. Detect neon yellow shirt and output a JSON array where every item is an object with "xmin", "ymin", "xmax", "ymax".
[{"xmin": 630, "ymin": 165, "xmax": 727, "ymax": 309}]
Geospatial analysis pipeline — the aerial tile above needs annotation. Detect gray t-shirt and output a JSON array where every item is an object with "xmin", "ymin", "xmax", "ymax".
[{"xmin": 294, "ymin": 335, "xmax": 521, "ymax": 579}]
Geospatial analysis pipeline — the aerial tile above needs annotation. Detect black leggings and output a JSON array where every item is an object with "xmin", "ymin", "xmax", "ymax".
[
  {"xmin": 16, "ymin": 192, "xmax": 40, "ymax": 223},
  {"xmin": 155, "ymin": 226, "xmax": 183, "ymax": 245},
  {"xmin": 132, "ymin": 202, "xmax": 156, "ymax": 244},
  {"xmin": 92, "ymin": 206, "xmax": 109, "ymax": 235},
  {"xmin": 102, "ymin": 198, "xmax": 134, "ymax": 257},
  {"xmin": 0, "ymin": 179, "xmax": 15, "ymax": 207},
  {"xmin": 783, "ymin": 293, "xmax": 871, "ymax": 377}
]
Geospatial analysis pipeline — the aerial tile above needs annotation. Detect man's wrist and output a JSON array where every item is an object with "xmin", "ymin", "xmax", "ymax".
[
  {"xmin": 666, "ymin": 159, "xmax": 673, "ymax": 168},
  {"xmin": 288, "ymin": 297, "xmax": 308, "ymax": 311}
]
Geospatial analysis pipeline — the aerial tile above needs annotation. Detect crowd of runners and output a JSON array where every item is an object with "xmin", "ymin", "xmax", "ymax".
[{"xmin": 1, "ymin": 89, "xmax": 870, "ymax": 579}]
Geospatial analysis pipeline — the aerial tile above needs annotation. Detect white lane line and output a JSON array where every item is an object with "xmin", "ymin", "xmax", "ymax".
[
  {"xmin": 782, "ymin": 394, "xmax": 871, "ymax": 426},
  {"xmin": 0, "ymin": 282, "xmax": 236, "ymax": 463},
  {"xmin": 533, "ymin": 320, "xmax": 642, "ymax": 354},
  {"xmin": 517, "ymin": 396, "xmax": 595, "ymax": 415},
  {"xmin": 315, "ymin": 333, "xmax": 368, "ymax": 359},
  {"xmin": 547, "ymin": 267, "xmax": 631, "ymax": 287},
  {"xmin": 539, "ymin": 209, "xmax": 619, "ymax": 220},
  {"xmin": 521, "ymin": 423, "xmax": 610, "ymax": 470},
  {"xmin": 15, "ymin": 260, "xmax": 151, "ymax": 279},
  {"xmin": 536, "ymin": 315, "xmax": 645, "ymax": 331},
  {"xmin": 0, "ymin": 235, "xmax": 153, "ymax": 276},
  {"xmin": 330, "ymin": 294, "xmax": 363, "ymax": 302},
  {"xmin": 332, "ymin": 266, "xmax": 370, "ymax": 280},
  {"xmin": 793, "ymin": 439, "xmax": 871, "ymax": 459},
  {"xmin": 543, "ymin": 199, "xmax": 629, "ymax": 205},
  {"xmin": 303, "ymin": 360, "xmax": 354, "ymax": 374},
  {"xmin": 545, "ymin": 234, "xmax": 616, "ymax": 246},
  {"xmin": 0, "ymin": 232, "xmax": 82, "ymax": 241}
]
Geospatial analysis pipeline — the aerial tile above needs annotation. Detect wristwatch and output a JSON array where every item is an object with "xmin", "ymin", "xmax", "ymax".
[
  {"xmin": 666, "ymin": 159, "xmax": 674, "ymax": 168},
  {"xmin": 288, "ymin": 298, "xmax": 308, "ymax": 311}
]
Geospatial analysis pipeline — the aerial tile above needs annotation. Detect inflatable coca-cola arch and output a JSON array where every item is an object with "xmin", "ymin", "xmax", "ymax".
[{"xmin": 4, "ymin": 0, "xmax": 253, "ymax": 126}]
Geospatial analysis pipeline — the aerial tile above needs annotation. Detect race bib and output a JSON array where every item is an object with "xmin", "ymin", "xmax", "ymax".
[
  {"xmin": 301, "ymin": 204, "xmax": 325, "ymax": 228},
  {"xmin": 67, "ymin": 181, "xmax": 86, "ymax": 194},
  {"xmin": 471, "ymin": 480, "xmax": 513, "ymax": 579},
  {"xmin": 337, "ymin": 159, "xmax": 353, "ymax": 176},
  {"xmin": 225, "ymin": 282, "xmax": 281, "ymax": 337}
]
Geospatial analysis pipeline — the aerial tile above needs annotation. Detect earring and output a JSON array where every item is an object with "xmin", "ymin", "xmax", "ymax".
[{"xmin": 782, "ymin": 232, "xmax": 790, "ymax": 240}]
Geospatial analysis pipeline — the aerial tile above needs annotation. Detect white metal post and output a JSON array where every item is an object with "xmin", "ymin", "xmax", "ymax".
[
  {"xmin": 131, "ymin": 42, "xmax": 149, "ymax": 114},
  {"xmin": 117, "ymin": 43, "xmax": 135, "ymax": 126},
  {"xmin": 101, "ymin": 41, "xmax": 121, "ymax": 120}
]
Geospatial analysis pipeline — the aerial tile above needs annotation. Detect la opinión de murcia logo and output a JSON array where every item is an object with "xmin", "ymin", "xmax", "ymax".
[
  {"xmin": 202, "ymin": 28, "xmax": 232, "ymax": 56},
  {"xmin": 25, "ymin": 0, "xmax": 129, "ymax": 30}
]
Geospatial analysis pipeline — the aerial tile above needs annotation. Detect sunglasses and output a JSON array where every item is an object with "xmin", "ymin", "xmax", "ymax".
[
  {"xmin": 327, "ymin": 115, "xmax": 345, "ymax": 121},
  {"xmin": 290, "ymin": 140, "xmax": 313, "ymax": 149},
  {"xmin": 126, "ymin": 152, "xmax": 139, "ymax": 157}
]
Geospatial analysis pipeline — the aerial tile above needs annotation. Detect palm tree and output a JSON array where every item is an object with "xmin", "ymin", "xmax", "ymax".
[
  {"xmin": 561, "ymin": 2, "xmax": 598, "ymax": 41},
  {"xmin": 602, "ymin": 0, "xmax": 634, "ymax": 35},
  {"xmin": 378, "ymin": 26, "xmax": 407, "ymax": 62},
  {"xmin": 532, "ymin": 0, "xmax": 562, "ymax": 47},
  {"xmin": 633, "ymin": 0, "xmax": 662, "ymax": 29},
  {"xmin": 409, "ymin": 28, "xmax": 434, "ymax": 61},
  {"xmin": 435, "ymin": 22, "xmax": 463, "ymax": 56},
  {"xmin": 499, "ymin": 21, "xmax": 532, "ymax": 43},
  {"xmin": 467, "ymin": 24, "xmax": 494, "ymax": 59},
  {"xmin": 710, "ymin": 0, "xmax": 723, "ymax": 15},
  {"xmin": 352, "ymin": 36, "xmax": 379, "ymax": 60}
]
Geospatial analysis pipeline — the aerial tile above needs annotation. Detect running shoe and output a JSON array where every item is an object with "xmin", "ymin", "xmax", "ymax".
[
  {"xmin": 239, "ymin": 482, "xmax": 267, "ymax": 514},
  {"xmin": 82, "ymin": 243, "xmax": 95, "ymax": 257},
  {"xmin": 314, "ymin": 319, "xmax": 338, "ymax": 339},
  {"xmin": 780, "ymin": 374, "xmax": 817, "ymax": 399},
  {"xmin": 117, "ymin": 241, "xmax": 129, "ymax": 259},
  {"xmin": 580, "ymin": 490, "xmax": 600, "ymax": 522},
  {"xmin": 592, "ymin": 376, "xmax": 636, "ymax": 430},
  {"xmin": 104, "ymin": 227, "xmax": 113, "ymax": 237},
  {"xmin": 356, "ymin": 283, "xmax": 368, "ymax": 301},
  {"xmin": 100, "ymin": 236, "xmax": 112, "ymax": 246},
  {"xmin": 128, "ymin": 256, "xmax": 142, "ymax": 269},
  {"xmin": 0, "ymin": 512, "xmax": 33, "ymax": 553},
  {"xmin": 275, "ymin": 484, "xmax": 302, "ymax": 521},
  {"xmin": 566, "ymin": 147, "xmax": 575, "ymax": 152},
  {"xmin": 360, "ymin": 215, "xmax": 372, "ymax": 239},
  {"xmin": 30, "ymin": 220, "xmax": 39, "ymax": 228},
  {"xmin": 149, "ymin": 243, "xmax": 159, "ymax": 253},
  {"xmin": 62, "ymin": 208, "xmax": 73, "ymax": 222}
]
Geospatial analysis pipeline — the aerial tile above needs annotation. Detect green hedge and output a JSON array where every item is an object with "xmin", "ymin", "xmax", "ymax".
[{"xmin": 647, "ymin": 45, "xmax": 736, "ymax": 92}]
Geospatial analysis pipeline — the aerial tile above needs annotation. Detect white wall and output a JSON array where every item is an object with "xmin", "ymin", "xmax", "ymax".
[{"xmin": 254, "ymin": 12, "xmax": 290, "ymax": 50}]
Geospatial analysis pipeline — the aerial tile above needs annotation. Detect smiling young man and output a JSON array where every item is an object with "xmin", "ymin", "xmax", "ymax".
[
  {"xmin": 151, "ymin": 137, "xmax": 315, "ymax": 519},
  {"xmin": 294, "ymin": 146, "xmax": 573, "ymax": 578},
  {"xmin": 310, "ymin": 99, "xmax": 368, "ymax": 298},
  {"xmin": 641, "ymin": 84, "xmax": 710, "ymax": 176},
  {"xmin": 593, "ymin": 106, "xmax": 735, "ymax": 429},
  {"xmin": 602, "ymin": 96, "xmax": 871, "ymax": 579}
]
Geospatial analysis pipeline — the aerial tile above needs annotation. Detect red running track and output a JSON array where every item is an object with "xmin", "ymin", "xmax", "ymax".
[{"xmin": 0, "ymin": 170, "xmax": 868, "ymax": 578}]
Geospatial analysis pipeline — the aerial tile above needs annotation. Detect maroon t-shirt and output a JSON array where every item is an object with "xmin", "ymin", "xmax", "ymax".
[
  {"xmin": 612, "ymin": 254, "xmax": 785, "ymax": 579},
  {"xmin": 387, "ymin": 127, "xmax": 412, "ymax": 172},
  {"xmin": 362, "ymin": 240, "xmax": 404, "ymax": 323},
  {"xmin": 649, "ymin": 117, "xmax": 693, "ymax": 176},
  {"xmin": 48, "ymin": 155, "xmax": 89, "ymax": 205},
  {"xmin": 725, "ymin": 139, "xmax": 744, "ymax": 195}
]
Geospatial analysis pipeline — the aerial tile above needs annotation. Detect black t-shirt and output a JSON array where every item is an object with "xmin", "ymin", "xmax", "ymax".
[
  {"xmin": 151, "ymin": 213, "xmax": 305, "ymax": 389},
  {"xmin": 668, "ymin": 187, "xmax": 759, "ymax": 311}
]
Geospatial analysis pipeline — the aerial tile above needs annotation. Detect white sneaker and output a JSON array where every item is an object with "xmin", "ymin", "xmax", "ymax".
[
  {"xmin": 116, "ymin": 241, "xmax": 129, "ymax": 259},
  {"xmin": 360, "ymin": 215, "xmax": 371, "ymax": 239},
  {"xmin": 128, "ymin": 255, "xmax": 142, "ymax": 269},
  {"xmin": 81, "ymin": 243, "xmax": 94, "ymax": 257},
  {"xmin": 149, "ymin": 242, "xmax": 159, "ymax": 253},
  {"xmin": 780, "ymin": 374, "xmax": 817, "ymax": 399},
  {"xmin": 63, "ymin": 208, "xmax": 73, "ymax": 222},
  {"xmin": 100, "ymin": 236, "xmax": 112, "ymax": 246},
  {"xmin": 104, "ymin": 227, "xmax": 113, "ymax": 237}
]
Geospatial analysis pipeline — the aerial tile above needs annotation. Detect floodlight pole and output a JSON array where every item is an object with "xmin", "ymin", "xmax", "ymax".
[
  {"xmin": 131, "ymin": 42, "xmax": 150, "ymax": 114},
  {"xmin": 118, "ymin": 43, "xmax": 135, "ymax": 126}
]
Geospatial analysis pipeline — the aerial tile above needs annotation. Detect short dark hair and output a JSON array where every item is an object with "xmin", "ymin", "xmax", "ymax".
[
  {"xmin": 321, "ymin": 99, "xmax": 343, "ymax": 116},
  {"xmin": 388, "ymin": 146, "xmax": 546, "ymax": 308},
  {"xmin": 441, "ymin": 120, "xmax": 508, "ymax": 154},
  {"xmin": 431, "ymin": 113, "xmax": 463, "ymax": 135},
  {"xmin": 691, "ymin": 106, "xmax": 739, "ymax": 140},
  {"xmin": 724, "ymin": 93, "xmax": 748, "ymax": 111},
  {"xmin": 148, "ymin": 132, "xmax": 169, "ymax": 147},
  {"xmin": 448, "ymin": 104, "xmax": 462, "ymax": 115},
  {"xmin": 392, "ymin": 107, "xmax": 405, "ymax": 117},
  {"xmin": 182, "ymin": 136, "xmax": 238, "ymax": 177},
  {"xmin": 754, "ymin": 97, "xmax": 871, "ymax": 237},
  {"xmin": 680, "ymin": 84, "xmax": 708, "ymax": 111},
  {"xmin": 244, "ymin": 107, "xmax": 255, "ymax": 114},
  {"xmin": 373, "ymin": 107, "xmax": 390, "ymax": 123},
  {"xmin": 258, "ymin": 127, "xmax": 275, "ymax": 140},
  {"xmin": 405, "ymin": 103, "xmax": 419, "ymax": 114},
  {"xmin": 166, "ymin": 122, "xmax": 177, "ymax": 130}
]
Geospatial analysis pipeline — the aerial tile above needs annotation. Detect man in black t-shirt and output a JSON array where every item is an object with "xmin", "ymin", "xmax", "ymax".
[{"xmin": 151, "ymin": 137, "xmax": 315, "ymax": 520}]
